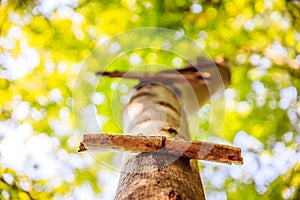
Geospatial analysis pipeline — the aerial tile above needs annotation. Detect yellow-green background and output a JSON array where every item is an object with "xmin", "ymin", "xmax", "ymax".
[{"xmin": 0, "ymin": 0, "xmax": 300, "ymax": 199}]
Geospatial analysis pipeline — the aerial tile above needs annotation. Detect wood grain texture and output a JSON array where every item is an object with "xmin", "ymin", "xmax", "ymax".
[{"xmin": 79, "ymin": 134, "xmax": 243, "ymax": 165}]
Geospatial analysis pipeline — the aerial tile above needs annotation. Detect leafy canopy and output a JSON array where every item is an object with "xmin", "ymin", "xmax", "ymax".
[{"xmin": 0, "ymin": 0, "xmax": 300, "ymax": 199}]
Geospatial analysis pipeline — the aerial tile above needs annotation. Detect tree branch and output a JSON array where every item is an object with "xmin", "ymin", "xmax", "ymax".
[
  {"xmin": 96, "ymin": 70, "xmax": 210, "ymax": 84},
  {"xmin": 264, "ymin": 48, "xmax": 299, "ymax": 70},
  {"xmin": 79, "ymin": 134, "xmax": 243, "ymax": 165},
  {"xmin": 241, "ymin": 48, "xmax": 300, "ymax": 77}
]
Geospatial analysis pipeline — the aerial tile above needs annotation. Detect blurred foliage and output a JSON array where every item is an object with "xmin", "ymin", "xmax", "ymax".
[{"xmin": 0, "ymin": 0, "xmax": 300, "ymax": 199}]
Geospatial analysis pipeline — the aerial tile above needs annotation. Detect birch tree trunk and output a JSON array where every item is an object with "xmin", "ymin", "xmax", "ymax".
[{"xmin": 115, "ymin": 83, "xmax": 205, "ymax": 200}]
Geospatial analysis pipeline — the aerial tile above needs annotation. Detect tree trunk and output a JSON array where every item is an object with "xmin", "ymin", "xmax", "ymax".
[{"xmin": 115, "ymin": 83, "xmax": 205, "ymax": 200}]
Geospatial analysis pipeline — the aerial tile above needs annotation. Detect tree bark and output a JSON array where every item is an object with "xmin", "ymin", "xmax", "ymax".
[{"xmin": 115, "ymin": 83, "xmax": 205, "ymax": 200}]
